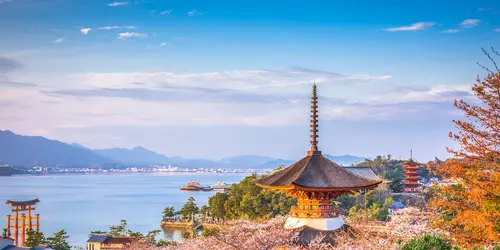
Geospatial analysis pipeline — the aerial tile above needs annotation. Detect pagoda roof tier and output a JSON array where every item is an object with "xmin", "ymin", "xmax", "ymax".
[
  {"xmin": 404, "ymin": 166, "xmax": 419, "ymax": 170},
  {"xmin": 404, "ymin": 175, "xmax": 421, "ymax": 178},
  {"xmin": 256, "ymin": 153, "xmax": 381, "ymax": 191},
  {"xmin": 6, "ymin": 198, "xmax": 40, "ymax": 206},
  {"xmin": 405, "ymin": 184, "xmax": 421, "ymax": 187}
]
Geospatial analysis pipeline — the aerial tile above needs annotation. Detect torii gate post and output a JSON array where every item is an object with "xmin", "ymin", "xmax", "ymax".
[{"xmin": 5, "ymin": 199, "xmax": 40, "ymax": 246}]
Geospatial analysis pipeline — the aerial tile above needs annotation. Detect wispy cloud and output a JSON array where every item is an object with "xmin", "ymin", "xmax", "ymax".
[
  {"xmin": 460, "ymin": 19, "xmax": 480, "ymax": 28},
  {"xmin": 98, "ymin": 26, "xmax": 136, "ymax": 30},
  {"xmin": 478, "ymin": 7, "xmax": 493, "ymax": 12},
  {"xmin": 443, "ymin": 29, "xmax": 460, "ymax": 34},
  {"xmin": 494, "ymin": 28, "xmax": 500, "ymax": 32},
  {"xmin": 108, "ymin": 1, "xmax": 128, "ymax": 6},
  {"xmin": 160, "ymin": 10, "xmax": 172, "ymax": 15},
  {"xmin": 80, "ymin": 28, "xmax": 92, "ymax": 35},
  {"xmin": 160, "ymin": 42, "xmax": 168, "ymax": 46},
  {"xmin": 187, "ymin": 9, "xmax": 203, "ymax": 17},
  {"xmin": 117, "ymin": 32, "xmax": 148, "ymax": 39},
  {"xmin": 0, "ymin": 0, "xmax": 13, "ymax": 3},
  {"xmin": 384, "ymin": 22, "xmax": 435, "ymax": 32},
  {"xmin": 53, "ymin": 37, "xmax": 65, "ymax": 43},
  {"xmin": 0, "ymin": 80, "xmax": 37, "ymax": 88},
  {"xmin": 0, "ymin": 57, "xmax": 22, "ymax": 73}
]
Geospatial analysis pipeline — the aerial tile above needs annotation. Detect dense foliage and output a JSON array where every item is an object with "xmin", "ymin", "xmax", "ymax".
[
  {"xmin": 428, "ymin": 48, "xmax": 500, "ymax": 247},
  {"xmin": 207, "ymin": 173, "xmax": 296, "ymax": 220},
  {"xmin": 24, "ymin": 229, "xmax": 46, "ymax": 248},
  {"xmin": 179, "ymin": 197, "xmax": 200, "ymax": 218},
  {"xmin": 354, "ymin": 155, "xmax": 437, "ymax": 193},
  {"xmin": 400, "ymin": 234, "xmax": 454, "ymax": 250}
]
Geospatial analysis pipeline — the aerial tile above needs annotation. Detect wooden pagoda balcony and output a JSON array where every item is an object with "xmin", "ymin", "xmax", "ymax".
[{"xmin": 289, "ymin": 204, "xmax": 339, "ymax": 218}]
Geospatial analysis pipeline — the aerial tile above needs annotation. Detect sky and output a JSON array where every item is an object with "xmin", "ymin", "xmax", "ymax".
[{"xmin": 0, "ymin": 0, "xmax": 499, "ymax": 161}]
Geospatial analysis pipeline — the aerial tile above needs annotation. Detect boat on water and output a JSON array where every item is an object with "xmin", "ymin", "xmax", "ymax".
[
  {"xmin": 180, "ymin": 181, "xmax": 202, "ymax": 191},
  {"xmin": 212, "ymin": 182, "xmax": 230, "ymax": 192},
  {"xmin": 201, "ymin": 185, "xmax": 213, "ymax": 191}
]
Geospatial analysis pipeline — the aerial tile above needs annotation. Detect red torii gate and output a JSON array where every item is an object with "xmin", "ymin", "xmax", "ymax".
[{"xmin": 5, "ymin": 198, "xmax": 40, "ymax": 246}]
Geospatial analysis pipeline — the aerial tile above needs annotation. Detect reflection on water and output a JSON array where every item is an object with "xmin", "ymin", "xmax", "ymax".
[{"xmin": 162, "ymin": 227, "xmax": 202, "ymax": 242}]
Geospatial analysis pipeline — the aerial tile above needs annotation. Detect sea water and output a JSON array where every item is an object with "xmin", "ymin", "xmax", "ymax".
[{"xmin": 0, "ymin": 172, "xmax": 247, "ymax": 246}]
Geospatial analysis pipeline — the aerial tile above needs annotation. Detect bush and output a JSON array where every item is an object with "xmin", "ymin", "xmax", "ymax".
[
  {"xmin": 201, "ymin": 228, "xmax": 219, "ymax": 237},
  {"xmin": 401, "ymin": 234, "xmax": 454, "ymax": 250}
]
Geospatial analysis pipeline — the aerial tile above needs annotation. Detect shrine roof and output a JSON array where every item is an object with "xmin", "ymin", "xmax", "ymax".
[{"xmin": 6, "ymin": 199, "xmax": 40, "ymax": 206}]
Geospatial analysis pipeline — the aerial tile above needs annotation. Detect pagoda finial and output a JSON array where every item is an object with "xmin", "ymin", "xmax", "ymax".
[
  {"xmin": 308, "ymin": 82, "xmax": 321, "ymax": 155},
  {"xmin": 410, "ymin": 150, "xmax": 413, "ymax": 160}
]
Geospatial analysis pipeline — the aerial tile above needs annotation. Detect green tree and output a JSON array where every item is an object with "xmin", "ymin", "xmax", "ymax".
[
  {"xmin": 200, "ymin": 205, "xmax": 210, "ymax": 216},
  {"xmin": 209, "ymin": 192, "xmax": 229, "ymax": 219},
  {"xmin": 47, "ymin": 230, "xmax": 71, "ymax": 250},
  {"xmin": 162, "ymin": 206, "xmax": 175, "ymax": 219},
  {"xmin": 389, "ymin": 178, "xmax": 404, "ymax": 193},
  {"xmin": 201, "ymin": 228, "xmax": 219, "ymax": 237},
  {"xmin": 25, "ymin": 228, "xmax": 46, "ymax": 248},
  {"xmin": 401, "ymin": 234, "xmax": 454, "ymax": 250},
  {"xmin": 179, "ymin": 197, "xmax": 199, "ymax": 218},
  {"xmin": 109, "ymin": 220, "xmax": 127, "ymax": 236}
]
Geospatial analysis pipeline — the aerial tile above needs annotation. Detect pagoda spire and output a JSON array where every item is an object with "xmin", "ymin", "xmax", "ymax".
[{"xmin": 308, "ymin": 83, "xmax": 321, "ymax": 155}]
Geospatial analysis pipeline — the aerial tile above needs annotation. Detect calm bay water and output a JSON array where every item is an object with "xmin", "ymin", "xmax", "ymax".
[{"xmin": 0, "ymin": 172, "xmax": 247, "ymax": 247}]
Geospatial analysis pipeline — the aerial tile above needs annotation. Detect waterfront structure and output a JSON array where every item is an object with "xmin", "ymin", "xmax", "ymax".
[
  {"xmin": 5, "ymin": 199, "xmax": 40, "ymax": 246},
  {"xmin": 180, "ymin": 181, "xmax": 202, "ymax": 191},
  {"xmin": 212, "ymin": 182, "xmax": 230, "ymax": 192},
  {"xmin": 403, "ymin": 153, "xmax": 421, "ymax": 193},
  {"xmin": 87, "ymin": 235, "xmax": 136, "ymax": 250},
  {"xmin": 256, "ymin": 84, "xmax": 382, "ymax": 231}
]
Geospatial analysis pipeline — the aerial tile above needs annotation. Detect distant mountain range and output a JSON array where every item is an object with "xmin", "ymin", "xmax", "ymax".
[{"xmin": 0, "ymin": 130, "xmax": 368, "ymax": 168}]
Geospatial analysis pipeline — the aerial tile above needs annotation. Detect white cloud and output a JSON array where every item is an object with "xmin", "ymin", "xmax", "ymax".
[
  {"xmin": 80, "ymin": 28, "xmax": 92, "ymax": 35},
  {"xmin": 187, "ymin": 9, "xmax": 203, "ymax": 16},
  {"xmin": 117, "ymin": 32, "xmax": 148, "ymax": 39},
  {"xmin": 107, "ymin": 1, "xmax": 128, "ymax": 6},
  {"xmin": 443, "ymin": 29, "xmax": 460, "ymax": 34},
  {"xmin": 53, "ymin": 37, "xmax": 65, "ymax": 43},
  {"xmin": 98, "ymin": 26, "xmax": 136, "ymax": 30},
  {"xmin": 494, "ymin": 28, "xmax": 500, "ymax": 32},
  {"xmin": 160, "ymin": 42, "xmax": 168, "ymax": 46},
  {"xmin": 160, "ymin": 10, "xmax": 172, "ymax": 15},
  {"xmin": 460, "ymin": 19, "xmax": 480, "ymax": 28},
  {"xmin": 384, "ymin": 22, "xmax": 435, "ymax": 32},
  {"xmin": 0, "ymin": 0, "xmax": 13, "ymax": 3},
  {"xmin": 365, "ymin": 84, "xmax": 472, "ymax": 105},
  {"xmin": 478, "ymin": 8, "xmax": 492, "ymax": 11}
]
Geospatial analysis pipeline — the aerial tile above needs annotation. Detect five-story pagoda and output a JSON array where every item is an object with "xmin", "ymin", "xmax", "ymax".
[
  {"xmin": 256, "ymin": 84, "xmax": 382, "ymax": 231},
  {"xmin": 403, "ymin": 152, "xmax": 421, "ymax": 193}
]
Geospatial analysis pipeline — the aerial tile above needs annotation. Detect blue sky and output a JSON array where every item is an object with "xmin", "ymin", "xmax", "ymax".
[{"xmin": 0, "ymin": 0, "xmax": 499, "ymax": 161}]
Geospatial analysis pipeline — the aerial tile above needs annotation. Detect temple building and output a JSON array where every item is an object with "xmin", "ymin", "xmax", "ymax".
[
  {"xmin": 256, "ymin": 84, "xmax": 382, "ymax": 231},
  {"xmin": 403, "ymin": 153, "xmax": 421, "ymax": 193},
  {"xmin": 87, "ymin": 235, "xmax": 136, "ymax": 250}
]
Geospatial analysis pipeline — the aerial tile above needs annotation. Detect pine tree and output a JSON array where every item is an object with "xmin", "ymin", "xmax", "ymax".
[
  {"xmin": 47, "ymin": 229, "xmax": 71, "ymax": 250},
  {"xmin": 24, "ymin": 229, "xmax": 46, "ymax": 248}
]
